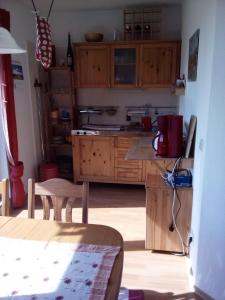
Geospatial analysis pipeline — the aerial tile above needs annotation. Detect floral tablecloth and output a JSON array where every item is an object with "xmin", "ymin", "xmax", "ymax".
[{"xmin": 0, "ymin": 237, "xmax": 120, "ymax": 300}]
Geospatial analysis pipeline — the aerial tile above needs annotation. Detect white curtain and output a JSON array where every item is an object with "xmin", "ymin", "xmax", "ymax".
[{"xmin": 0, "ymin": 82, "xmax": 14, "ymax": 166}]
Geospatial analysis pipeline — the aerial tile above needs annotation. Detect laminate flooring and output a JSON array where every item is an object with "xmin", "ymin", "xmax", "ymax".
[{"xmin": 13, "ymin": 183, "xmax": 202, "ymax": 300}]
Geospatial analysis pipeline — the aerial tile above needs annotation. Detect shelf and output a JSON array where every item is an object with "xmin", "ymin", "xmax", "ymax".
[
  {"xmin": 124, "ymin": 7, "xmax": 162, "ymax": 40},
  {"xmin": 49, "ymin": 66, "xmax": 71, "ymax": 71},
  {"xmin": 50, "ymin": 143, "xmax": 72, "ymax": 148},
  {"xmin": 174, "ymin": 87, "xmax": 185, "ymax": 96},
  {"xmin": 51, "ymin": 91, "xmax": 71, "ymax": 95}
]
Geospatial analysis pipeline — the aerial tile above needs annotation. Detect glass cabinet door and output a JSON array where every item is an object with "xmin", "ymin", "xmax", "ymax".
[{"xmin": 111, "ymin": 45, "xmax": 138, "ymax": 87}]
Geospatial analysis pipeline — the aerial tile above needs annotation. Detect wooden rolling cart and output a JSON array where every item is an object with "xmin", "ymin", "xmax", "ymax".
[{"xmin": 145, "ymin": 174, "xmax": 193, "ymax": 253}]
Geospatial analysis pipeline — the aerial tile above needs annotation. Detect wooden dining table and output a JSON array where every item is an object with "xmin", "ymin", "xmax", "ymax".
[{"xmin": 0, "ymin": 216, "xmax": 124, "ymax": 300}]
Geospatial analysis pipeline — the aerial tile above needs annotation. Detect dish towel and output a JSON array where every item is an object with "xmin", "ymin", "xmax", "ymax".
[
  {"xmin": 0, "ymin": 237, "xmax": 120, "ymax": 300},
  {"xmin": 35, "ymin": 16, "xmax": 52, "ymax": 68}
]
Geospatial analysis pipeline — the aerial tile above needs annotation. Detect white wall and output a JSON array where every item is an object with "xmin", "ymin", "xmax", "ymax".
[
  {"xmin": 180, "ymin": 0, "xmax": 225, "ymax": 298},
  {"xmin": 51, "ymin": 5, "xmax": 181, "ymax": 50},
  {"xmin": 0, "ymin": 0, "xmax": 41, "ymax": 188},
  {"xmin": 180, "ymin": 0, "xmax": 216, "ymax": 278}
]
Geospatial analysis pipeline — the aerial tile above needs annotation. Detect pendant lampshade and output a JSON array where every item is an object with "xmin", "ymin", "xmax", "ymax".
[{"xmin": 0, "ymin": 26, "xmax": 26, "ymax": 54}]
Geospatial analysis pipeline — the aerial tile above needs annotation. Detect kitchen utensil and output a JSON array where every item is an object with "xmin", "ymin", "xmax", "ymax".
[
  {"xmin": 141, "ymin": 116, "xmax": 152, "ymax": 131},
  {"xmin": 79, "ymin": 108, "xmax": 103, "ymax": 114},
  {"xmin": 105, "ymin": 107, "xmax": 117, "ymax": 116},
  {"xmin": 84, "ymin": 32, "xmax": 103, "ymax": 42}
]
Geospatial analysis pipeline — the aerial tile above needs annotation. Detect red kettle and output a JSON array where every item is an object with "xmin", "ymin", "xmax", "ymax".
[
  {"xmin": 152, "ymin": 115, "xmax": 168, "ymax": 156},
  {"xmin": 152, "ymin": 115, "xmax": 183, "ymax": 158}
]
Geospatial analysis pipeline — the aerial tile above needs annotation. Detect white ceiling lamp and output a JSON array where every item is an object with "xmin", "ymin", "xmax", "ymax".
[{"xmin": 0, "ymin": 26, "xmax": 26, "ymax": 54}]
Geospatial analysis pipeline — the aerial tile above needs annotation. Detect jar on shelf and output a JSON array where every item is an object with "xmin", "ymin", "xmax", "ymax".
[{"xmin": 50, "ymin": 109, "xmax": 59, "ymax": 125}]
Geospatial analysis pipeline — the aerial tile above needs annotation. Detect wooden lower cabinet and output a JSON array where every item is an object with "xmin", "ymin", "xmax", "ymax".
[
  {"xmin": 115, "ymin": 137, "xmax": 143, "ymax": 184},
  {"xmin": 72, "ymin": 135, "xmax": 144, "ymax": 184},
  {"xmin": 73, "ymin": 136, "xmax": 115, "ymax": 182},
  {"xmin": 72, "ymin": 136, "xmax": 193, "ymax": 187},
  {"xmin": 145, "ymin": 175, "xmax": 193, "ymax": 253}
]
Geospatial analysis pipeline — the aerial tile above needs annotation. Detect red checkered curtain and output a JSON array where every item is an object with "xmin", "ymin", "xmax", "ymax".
[{"xmin": 0, "ymin": 9, "xmax": 25, "ymax": 208}]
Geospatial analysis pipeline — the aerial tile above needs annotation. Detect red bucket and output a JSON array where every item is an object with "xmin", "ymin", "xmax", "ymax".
[{"xmin": 39, "ymin": 163, "xmax": 59, "ymax": 181}]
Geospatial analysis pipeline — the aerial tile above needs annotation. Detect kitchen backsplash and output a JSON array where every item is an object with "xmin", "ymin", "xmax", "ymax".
[{"xmin": 77, "ymin": 88, "xmax": 178, "ymax": 127}]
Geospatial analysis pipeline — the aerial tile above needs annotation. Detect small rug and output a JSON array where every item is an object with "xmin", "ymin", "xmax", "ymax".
[{"xmin": 118, "ymin": 288, "xmax": 144, "ymax": 300}]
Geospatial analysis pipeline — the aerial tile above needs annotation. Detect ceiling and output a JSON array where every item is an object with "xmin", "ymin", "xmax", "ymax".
[{"xmin": 21, "ymin": 0, "xmax": 182, "ymax": 13}]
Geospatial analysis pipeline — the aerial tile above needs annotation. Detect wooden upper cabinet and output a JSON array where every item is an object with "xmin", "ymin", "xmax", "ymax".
[
  {"xmin": 75, "ymin": 45, "xmax": 110, "ymax": 88},
  {"xmin": 140, "ymin": 42, "xmax": 180, "ymax": 88},
  {"xmin": 75, "ymin": 41, "xmax": 180, "ymax": 89},
  {"xmin": 111, "ymin": 44, "xmax": 139, "ymax": 88}
]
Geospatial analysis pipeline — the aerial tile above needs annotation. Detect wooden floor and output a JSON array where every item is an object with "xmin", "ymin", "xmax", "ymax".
[{"xmin": 13, "ymin": 183, "xmax": 202, "ymax": 300}]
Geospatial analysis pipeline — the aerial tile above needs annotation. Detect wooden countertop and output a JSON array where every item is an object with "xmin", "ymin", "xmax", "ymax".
[
  {"xmin": 126, "ymin": 137, "xmax": 194, "ymax": 162},
  {"xmin": 126, "ymin": 137, "xmax": 157, "ymax": 160}
]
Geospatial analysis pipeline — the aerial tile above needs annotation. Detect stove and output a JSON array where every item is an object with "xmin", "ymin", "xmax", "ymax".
[
  {"xmin": 82, "ymin": 124, "xmax": 122, "ymax": 131},
  {"xmin": 71, "ymin": 130, "xmax": 100, "ymax": 136}
]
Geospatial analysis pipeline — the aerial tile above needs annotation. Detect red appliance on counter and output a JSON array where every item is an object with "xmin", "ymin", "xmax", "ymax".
[{"xmin": 152, "ymin": 115, "xmax": 183, "ymax": 158}]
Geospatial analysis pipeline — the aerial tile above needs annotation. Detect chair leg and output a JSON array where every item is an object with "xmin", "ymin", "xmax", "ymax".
[
  {"xmin": 2, "ymin": 179, "xmax": 9, "ymax": 216},
  {"xmin": 82, "ymin": 182, "xmax": 89, "ymax": 224},
  {"xmin": 28, "ymin": 179, "xmax": 35, "ymax": 218}
]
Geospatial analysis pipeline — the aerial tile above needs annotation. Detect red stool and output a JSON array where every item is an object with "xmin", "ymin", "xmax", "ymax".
[{"xmin": 39, "ymin": 163, "xmax": 59, "ymax": 181}]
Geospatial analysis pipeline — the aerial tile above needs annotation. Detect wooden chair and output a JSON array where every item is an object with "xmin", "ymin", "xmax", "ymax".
[
  {"xmin": 0, "ymin": 178, "xmax": 10, "ymax": 216},
  {"xmin": 28, "ymin": 178, "xmax": 89, "ymax": 223}
]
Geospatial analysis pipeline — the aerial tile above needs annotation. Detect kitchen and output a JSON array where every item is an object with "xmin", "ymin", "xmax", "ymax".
[
  {"xmin": 0, "ymin": 1, "xmax": 225, "ymax": 300},
  {"xmin": 40, "ymin": 5, "xmax": 183, "ymax": 183}
]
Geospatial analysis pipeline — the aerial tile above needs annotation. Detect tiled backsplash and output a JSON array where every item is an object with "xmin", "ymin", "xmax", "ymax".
[
  {"xmin": 78, "ymin": 105, "xmax": 177, "ymax": 127},
  {"xmin": 77, "ymin": 88, "xmax": 178, "ymax": 127}
]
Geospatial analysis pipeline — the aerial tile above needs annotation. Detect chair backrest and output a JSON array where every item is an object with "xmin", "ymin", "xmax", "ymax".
[
  {"xmin": 0, "ymin": 178, "xmax": 9, "ymax": 216},
  {"xmin": 28, "ymin": 178, "xmax": 89, "ymax": 223}
]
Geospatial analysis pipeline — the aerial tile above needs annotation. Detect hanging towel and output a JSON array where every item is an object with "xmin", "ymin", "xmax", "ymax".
[{"xmin": 35, "ymin": 16, "xmax": 52, "ymax": 69}]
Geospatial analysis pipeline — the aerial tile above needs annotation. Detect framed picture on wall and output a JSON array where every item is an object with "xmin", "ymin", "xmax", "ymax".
[
  {"xmin": 184, "ymin": 115, "xmax": 197, "ymax": 158},
  {"xmin": 12, "ymin": 61, "xmax": 24, "ymax": 80},
  {"xmin": 188, "ymin": 29, "xmax": 200, "ymax": 81}
]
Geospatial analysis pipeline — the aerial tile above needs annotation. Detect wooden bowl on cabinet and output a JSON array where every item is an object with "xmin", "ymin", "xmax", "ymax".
[{"xmin": 84, "ymin": 32, "xmax": 103, "ymax": 42}]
